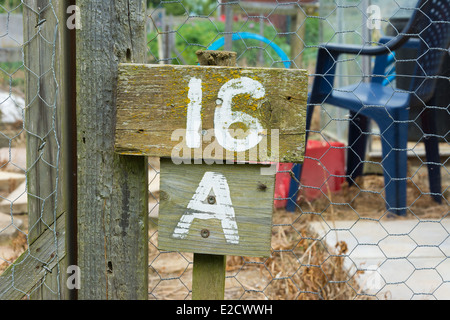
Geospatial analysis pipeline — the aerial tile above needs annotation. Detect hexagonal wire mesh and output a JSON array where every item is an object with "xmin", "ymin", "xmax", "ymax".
[
  {"xmin": 0, "ymin": 0, "xmax": 448, "ymax": 300},
  {"xmin": 147, "ymin": 0, "xmax": 449, "ymax": 300},
  {"xmin": 0, "ymin": 0, "xmax": 64, "ymax": 299}
]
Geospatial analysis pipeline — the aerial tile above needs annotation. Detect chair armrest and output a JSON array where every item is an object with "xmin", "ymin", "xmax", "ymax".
[
  {"xmin": 322, "ymin": 43, "xmax": 391, "ymax": 56},
  {"xmin": 309, "ymin": 43, "xmax": 379, "ymax": 104},
  {"xmin": 310, "ymin": 36, "xmax": 420, "ymax": 103},
  {"xmin": 322, "ymin": 34, "xmax": 416, "ymax": 57},
  {"xmin": 379, "ymin": 36, "xmax": 421, "ymax": 49}
]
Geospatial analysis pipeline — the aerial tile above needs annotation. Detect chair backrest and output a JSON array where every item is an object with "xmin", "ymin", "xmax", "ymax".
[{"xmin": 408, "ymin": 0, "xmax": 450, "ymax": 104}]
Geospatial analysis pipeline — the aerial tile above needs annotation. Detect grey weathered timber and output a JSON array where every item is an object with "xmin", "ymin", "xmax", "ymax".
[
  {"xmin": 0, "ymin": 212, "xmax": 66, "ymax": 300},
  {"xmin": 291, "ymin": 8, "xmax": 306, "ymax": 69},
  {"xmin": 115, "ymin": 64, "xmax": 308, "ymax": 163},
  {"xmin": 76, "ymin": 0, "xmax": 148, "ymax": 300},
  {"xmin": 158, "ymin": 158, "xmax": 275, "ymax": 257},
  {"xmin": 23, "ymin": 0, "xmax": 68, "ymax": 300},
  {"xmin": 192, "ymin": 253, "xmax": 227, "ymax": 300}
]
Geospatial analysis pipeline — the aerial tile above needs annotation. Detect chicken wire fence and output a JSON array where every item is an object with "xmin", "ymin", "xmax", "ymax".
[
  {"xmin": 146, "ymin": 0, "xmax": 449, "ymax": 300},
  {"xmin": 0, "ymin": 0, "xmax": 448, "ymax": 300}
]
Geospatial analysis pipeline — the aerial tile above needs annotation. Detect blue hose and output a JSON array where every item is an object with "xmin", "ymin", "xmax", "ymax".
[{"xmin": 208, "ymin": 32, "xmax": 291, "ymax": 68}]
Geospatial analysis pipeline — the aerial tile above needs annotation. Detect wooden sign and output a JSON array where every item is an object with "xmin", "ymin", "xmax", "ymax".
[
  {"xmin": 114, "ymin": 59, "xmax": 308, "ymax": 259},
  {"xmin": 115, "ymin": 63, "xmax": 308, "ymax": 163},
  {"xmin": 157, "ymin": 158, "xmax": 275, "ymax": 257}
]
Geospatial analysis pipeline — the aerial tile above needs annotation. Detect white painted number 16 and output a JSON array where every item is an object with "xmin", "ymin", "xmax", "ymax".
[
  {"xmin": 173, "ymin": 76, "xmax": 267, "ymax": 245},
  {"xmin": 186, "ymin": 76, "xmax": 266, "ymax": 152}
]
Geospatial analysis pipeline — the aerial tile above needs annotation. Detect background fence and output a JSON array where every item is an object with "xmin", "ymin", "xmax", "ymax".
[{"xmin": 0, "ymin": 0, "xmax": 448, "ymax": 300}]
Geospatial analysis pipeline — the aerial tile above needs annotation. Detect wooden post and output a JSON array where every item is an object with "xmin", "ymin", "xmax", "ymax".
[
  {"xmin": 224, "ymin": 4, "xmax": 233, "ymax": 51},
  {"xmin": 0, "ymin": 1, "xmax": 69, "ymax": 300},
  {"xmin": 259, "ymin": 17, "xmax": 265, "ymax": 66},
  {"xmin": 291, "ymin": 7, "xmax": 306, "ymax": 68},
  {"xmin": 76, "ymin": 0, "xmax": 148, "ymax": 299},
  {"xmin": 191, "ymin": 50, "xmax": 236, "ymax": 300},
  {"xmin": 23, "ymin": 0, "xmax": 68, "ymax": 300},
  {"xmin": 192, "ymin": 253, "xmax": 227, "ymax": 300}
]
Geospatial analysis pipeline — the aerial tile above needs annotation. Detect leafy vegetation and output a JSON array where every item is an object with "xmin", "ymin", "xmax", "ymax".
[
  {"xmin": 0, "ymin": 0, "xmax": 320, "ymax": 69},
  {"xmin": 0, "ymin": 0, "xmax": 22, "ymax": 13},
  {"xmin": 0, "ymin": 62, "xmax": 25, "ymax": 95},
  {"xmin": 148, "ymin": 15, "xmax": 320, "ymax": 69},
  {"xmin": 148, "ymin": 0, "xmax": 217, "ymax": 16}
]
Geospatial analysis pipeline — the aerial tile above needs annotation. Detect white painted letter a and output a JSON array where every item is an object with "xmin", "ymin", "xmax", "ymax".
[{"xmin": 172, "ymin": 172, "xmax": 239, "ymax": 244}]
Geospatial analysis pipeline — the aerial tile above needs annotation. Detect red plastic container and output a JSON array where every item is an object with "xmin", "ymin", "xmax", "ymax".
[
  {"xmin": 274, "ymin": 163, "xmax": 293, "ymax": 208},
  {"xmin": 300, "ymin": 140, "xmax": 345, "ymax": 200},
  {"xmin": 273, "ymin": 140, "xmax": 346, "ymax": 208}
]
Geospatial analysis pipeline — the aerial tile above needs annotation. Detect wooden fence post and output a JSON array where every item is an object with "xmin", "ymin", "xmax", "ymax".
[
  {"xmin": 291, "ymin": 8, "xmax": 306, "ymax": 68},
  {"xmin": 24, "ymin": 0, "xmax": 68, "ymax": 300},
  {"xmin": 190, "ymin": 50, "xmax": 236, "ymax": 300},
  {"xmin": 0, "ymin": 0, "xmax": 70, "ymax": 300},
  {"xmin": 76, "ymin": 0, "xmax": 148, "ymax": 299}
]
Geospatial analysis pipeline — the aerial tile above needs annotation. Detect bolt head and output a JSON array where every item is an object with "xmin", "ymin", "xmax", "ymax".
[
  {"xmin": 201, "ymin": 229, "xmax": 210, "ymax": 238},
  {"xmin": 207, "ymin": 195, "xmax": 216, "ymax": 204}
]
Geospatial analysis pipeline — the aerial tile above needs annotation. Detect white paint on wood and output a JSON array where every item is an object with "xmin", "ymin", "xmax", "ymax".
[
  {"xmin": 214, "ymin": 77, "xmax": 265, "ymax": 152},
  {"xmin": 172, "ymin": 171, "xmax": 239, "ymax": 244},
  {"xmin": 184, "ymin": 76, "xmax": 266, "ymax": 153},
  {"xmin": 186, "ymin": 77, "xmax": 202, "ymax": 149}
]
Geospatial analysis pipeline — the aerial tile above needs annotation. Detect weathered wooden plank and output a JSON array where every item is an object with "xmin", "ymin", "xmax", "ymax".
[
  {"xmin": 115, "ymin": 64, "xmax": 308, "ymax": 163},
  {"xmin": 158, "ymin": 158, "xmax": 275, "ymax": 257},
  {"xmin": 0, "ymin": 212, "xmax": 66, "ymax": 300},
  {"xmin": 192, "ymin": 253, "xmax": 226, "ymax": 300},
  {"xmin": 24, "ymin": 0, "xmax": 60, "ymax": 253},
  {"xmin": 23, "ymin": 0, "xmax": 68, "ymax": 300},
  {"xmin": 76, "ymin": 0, "xmax": 148, "ymax": 300}
]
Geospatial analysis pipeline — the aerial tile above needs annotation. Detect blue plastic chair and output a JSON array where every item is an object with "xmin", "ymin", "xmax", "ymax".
[{"xmin": 304, "ymin": 0, "xmax": 449, "ymax": 216}]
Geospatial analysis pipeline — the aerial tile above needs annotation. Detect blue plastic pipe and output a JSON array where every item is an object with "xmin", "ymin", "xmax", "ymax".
[{"xmin": 208, "ymin": 32, "xmax": 291, "ymax": 69}]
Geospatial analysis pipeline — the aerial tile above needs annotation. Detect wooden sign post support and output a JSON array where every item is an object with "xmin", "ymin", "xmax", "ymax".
[{"xmin": 191, "ymin": 50, "xmax": 235, "ymax": 300}]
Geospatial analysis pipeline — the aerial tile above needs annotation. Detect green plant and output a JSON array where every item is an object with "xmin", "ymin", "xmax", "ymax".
[
  {"xmin": 0, "ymin": 0, "xmax": 23, "ymax": 13},
  {"xmin": 0, "ymin": 62, "xmax": 25, "ymax": 94},
  {"xmin": 148, "ymin": 0, "xmax": 217, "ymax": 16},
  {"xmin": 148, "ymin": 18, "xmax": 293, "ymax": 67}
]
